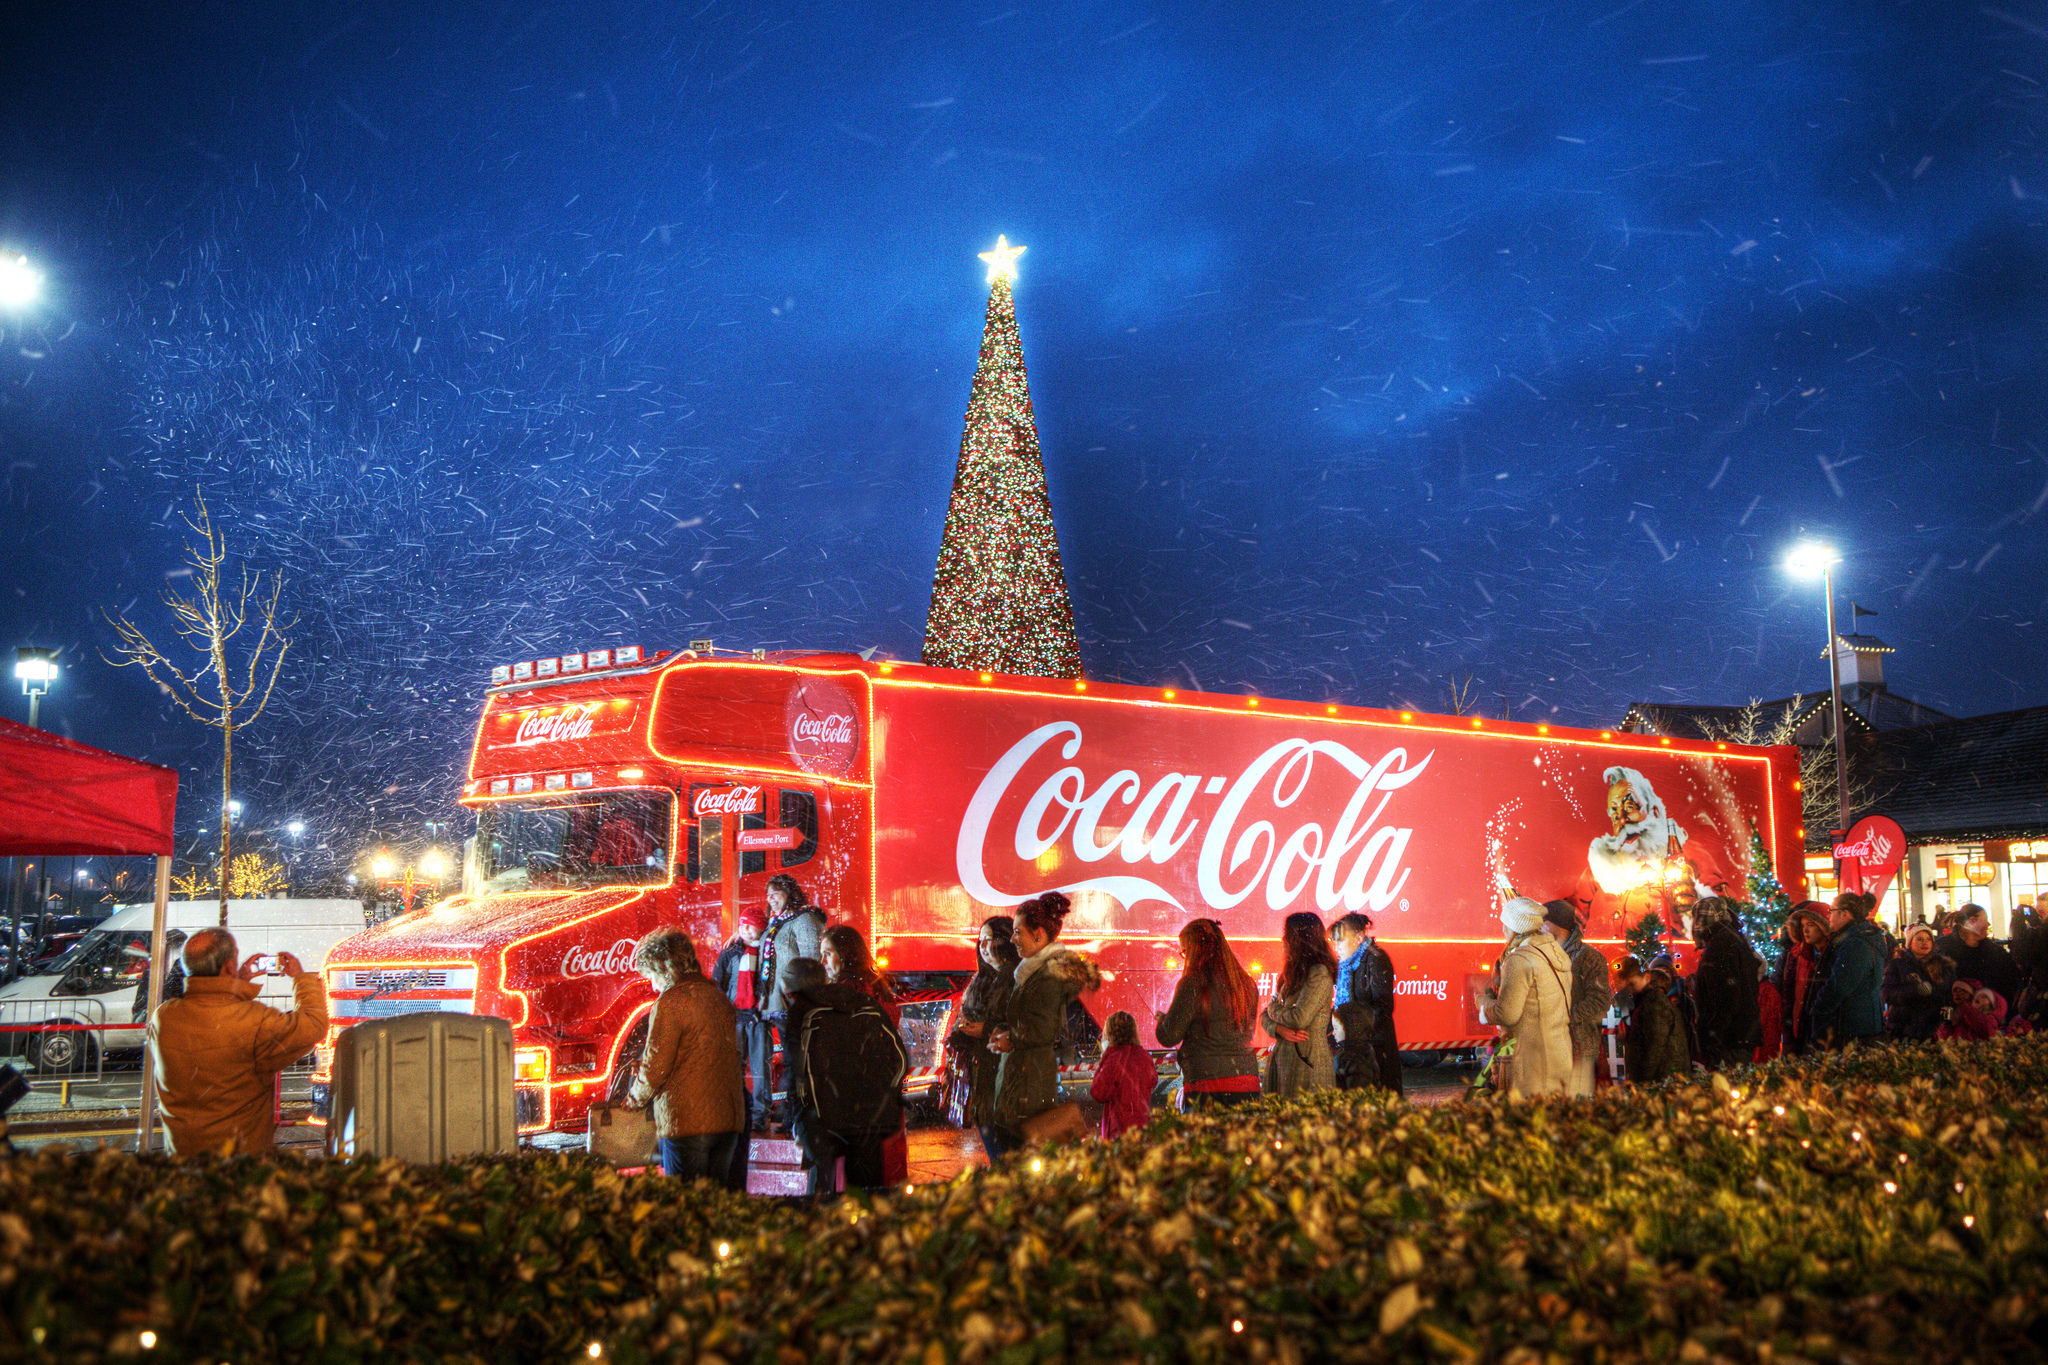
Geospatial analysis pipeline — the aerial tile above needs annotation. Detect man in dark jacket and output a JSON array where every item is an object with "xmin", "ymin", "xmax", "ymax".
[
  {"xmin": 712, "ymin": 906, "xmax": 772, "ymax": 1129},
  {"xmin": 1690, "ymin": 897, "xmax": 1764, "ymax": 1071},
  {"xmin": 1617, "ymin": 957, "xmax": 1689, "ymax": 1083},
  {"xmin": 1937, "ymin": 905, "xmax": 2023, "ymax": 1005},
  {"xmin": 1808, "ymin": 895, "xmax": 1888, "ymax": 1047},
  {"xmin": 1330, "ymin": 912, "xmax": 1403, "ymax": 1095},
  {"xmin": 1542, "ymin": 901, "xmax": 1613, "ymax": 1095}
]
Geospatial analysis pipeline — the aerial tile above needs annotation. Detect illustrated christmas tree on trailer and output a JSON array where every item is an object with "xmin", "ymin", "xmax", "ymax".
[{"xmin": 921, "ymin": 237, "xmax": 1084, "ymax": 679}]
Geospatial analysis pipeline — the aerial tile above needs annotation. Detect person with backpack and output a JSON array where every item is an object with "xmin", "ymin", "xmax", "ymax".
[
  {"xmin": 989, "ymin": 894, "xmax": 1101, "ymax": 1153},
  {"xmin": 625, "ymin": 928, "xmax": 748, "ymax": 1189},
  {"xmin": 1689, "ymin": 897, "xmax": 1763, "ymax": 1072},
  {"xmin": 789, "ymin": 925, "xmax": 906, "ymax": 1195}
]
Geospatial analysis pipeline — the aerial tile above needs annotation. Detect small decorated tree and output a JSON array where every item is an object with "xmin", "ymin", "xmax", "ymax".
[
  {"xmin": 1743, "ymin": 829, "xmax": 1796, "ymax": 973},
  {"xmin": 1624, "ymin": 912, "xmax": 1667, "ymax": 966}
]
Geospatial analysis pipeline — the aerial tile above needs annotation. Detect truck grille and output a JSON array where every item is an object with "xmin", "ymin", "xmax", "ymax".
[{"xmin": 327, "ymin": 966, "xmax": 477, "ymax": 1022}]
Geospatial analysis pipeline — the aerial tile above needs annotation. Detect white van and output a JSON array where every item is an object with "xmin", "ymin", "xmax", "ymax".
[{"xmin": 0, "ymin": 899, "xmax": 365, "ymax": 1074}]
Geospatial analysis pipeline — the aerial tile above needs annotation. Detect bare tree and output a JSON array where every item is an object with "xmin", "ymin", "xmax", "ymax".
[
  {"xmin": 105, "ymin": 492, "xmax": 293, "ymax": 926},
  {"xmin": 1707, "ymin": 696, "xmax": 1888, "ymax": 847}
]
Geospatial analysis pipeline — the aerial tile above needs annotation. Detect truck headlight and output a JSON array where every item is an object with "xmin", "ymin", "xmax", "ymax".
[{"xmin": 514, "ymin": 1046, "xmax": 551, "ymax": 1084}]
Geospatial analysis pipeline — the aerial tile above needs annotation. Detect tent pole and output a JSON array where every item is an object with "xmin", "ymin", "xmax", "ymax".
[{"xmin": 137, "ymin": 854, "xmax": 172, "ymax": 1153}]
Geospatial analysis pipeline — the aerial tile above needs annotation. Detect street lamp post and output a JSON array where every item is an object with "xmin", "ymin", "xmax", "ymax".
[
  {"xmin": 14, "ymin": 647, "xmax": 58, "ymax": 729},
  {"xmin": 1785, "ymin": 543, "xmax": 1853, "ymax": 840},
  {"xmin": 286, "ymin": 821, "xmax": 304, "ymax": 897}
]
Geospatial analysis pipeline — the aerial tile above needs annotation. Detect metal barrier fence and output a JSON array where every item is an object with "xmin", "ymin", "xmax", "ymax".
[{"xmin": 0, "ymin": 998, "xmax": 121, "ymax": 1087}]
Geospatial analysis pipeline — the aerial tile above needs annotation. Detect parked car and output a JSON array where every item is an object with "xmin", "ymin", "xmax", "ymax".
[{"xmin": 0, "ymin": 900, "xmax": 366, "ymax": 1074}]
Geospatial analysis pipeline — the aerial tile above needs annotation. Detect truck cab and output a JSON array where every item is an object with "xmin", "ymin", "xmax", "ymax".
[{"xmin": 313, "ymin": 647, "xmax": 866, "ymax": 1136}]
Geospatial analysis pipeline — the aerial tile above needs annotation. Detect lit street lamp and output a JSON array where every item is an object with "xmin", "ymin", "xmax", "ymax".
[
  {"xmin": 14, "ymin": 648, "xmax": 57, "ymax": 729},
  {"xmin": 1785, "ymin": 542, "xmax": 1852, "ymax": 838},
  {"xmin": 285, "ymin": 820, "xmax": 305, "ymax": 897},
  {"xmin": 0, "ymin": 252, "xmax": 42, "ymax": 310}
]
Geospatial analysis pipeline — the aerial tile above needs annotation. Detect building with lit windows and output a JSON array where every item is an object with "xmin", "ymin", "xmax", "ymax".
[{"xmin": 1621, "ymin": 633, "xmax": 2048, "ymax": 932}]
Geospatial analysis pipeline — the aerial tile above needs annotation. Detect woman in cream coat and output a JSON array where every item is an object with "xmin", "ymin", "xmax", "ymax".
[{"xmin": 1487, "ymin": 897, "xmax": 1576, "ymax": 1097}]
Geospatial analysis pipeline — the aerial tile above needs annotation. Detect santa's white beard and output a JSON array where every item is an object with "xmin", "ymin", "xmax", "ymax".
[{"xmin": 1588, "ymin": 816, "xmax": 1688, "ymax": 895}]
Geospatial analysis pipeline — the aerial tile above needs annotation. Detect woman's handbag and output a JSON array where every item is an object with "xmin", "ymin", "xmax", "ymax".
[
  {"xmin": 940, "ymin": 1050, "xmax": 975, "ymax": 1130},
  {"xmin": 1018, "ymin": 1101, "xmax": 1087, "ymax": 1147}
]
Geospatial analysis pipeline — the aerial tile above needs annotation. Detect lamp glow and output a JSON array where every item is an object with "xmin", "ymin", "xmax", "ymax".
[
  {"xmin": 979, "ymin": 234, "xmax": 1025, "ymax": 285},
  {"xmin": 370, "ymin": 854, "xmax": 395, "ymax": 879},
  {"xmin": 1784, "ymin": 542, "xmax": 1839, "ymax": 578},
  {"xmin": 419, "ymin": 848, "xmax": 448, "ymax": 878},
  {"xmin": 0, "ymin": 253, "xmax": 42, "ymax": 309}
]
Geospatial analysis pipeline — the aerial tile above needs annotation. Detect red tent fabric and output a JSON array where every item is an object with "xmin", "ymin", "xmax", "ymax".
[{"xmin": 0, "ymin": 717, "xmax": 179, "ymax": 856}]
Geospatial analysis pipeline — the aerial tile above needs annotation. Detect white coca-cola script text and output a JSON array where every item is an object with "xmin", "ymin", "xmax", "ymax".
[
  {"xmin": 955, "ymin": 722, "xmax": 1433, "ymax": 916},
  {"xmin": 692, "ymin": 785, "xmax": 763, "ymax": 817},
  {"xmin": 791, "ymin": 711, "xmax": 855, "ymax": 746},
  {"xmin": 512, "ymin": 704, "xmax": 598, "ymax": 747},
  {"xmin": 560, "ymin": 938, "xmax": 637, "ymax": 979}
]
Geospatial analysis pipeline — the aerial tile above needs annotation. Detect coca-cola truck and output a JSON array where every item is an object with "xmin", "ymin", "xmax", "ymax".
[{"xmin": 313, "ymin": 646, "xmax": 1804, "ymax": 1135}]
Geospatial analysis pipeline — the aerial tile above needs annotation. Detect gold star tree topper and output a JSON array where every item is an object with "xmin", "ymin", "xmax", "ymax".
[{"xmin": 979, "ymin": 235, "xmax": 1026, "ymax": 285}]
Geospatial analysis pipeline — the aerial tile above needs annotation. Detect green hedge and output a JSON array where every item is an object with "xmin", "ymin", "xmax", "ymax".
[{"xmin": 6, "ymin": 1039, "xmax": 2048, "ymax": 1363}]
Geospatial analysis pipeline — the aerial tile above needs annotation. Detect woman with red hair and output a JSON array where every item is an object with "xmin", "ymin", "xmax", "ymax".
[{"xmin": 1156, "ymin": 919, "xmax": 1261, "ymax": 1112}]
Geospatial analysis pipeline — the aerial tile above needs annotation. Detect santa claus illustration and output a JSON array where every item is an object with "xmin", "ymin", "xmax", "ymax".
[{"xmin": 1571, "ymin": 766, "xmax": 1731, "ymax": 936}]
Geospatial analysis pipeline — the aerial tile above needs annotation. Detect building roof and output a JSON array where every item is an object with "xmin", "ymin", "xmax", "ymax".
[
  {"xmin": 1833, "ymin": 633, "xmax": 1894, "ymax": 654},
  {"xmin": 1621, "ymin": 688, "xmax": 1951, "ymax": 742},
  {"xmin": 1853, "ymin": 706, "xmax": 2048, "ymax": 843}
]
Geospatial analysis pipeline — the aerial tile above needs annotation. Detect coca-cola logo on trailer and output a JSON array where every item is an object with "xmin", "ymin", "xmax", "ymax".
[
  {"xmin": 560, "ymin": 938, "xmax": 637, "ymax": 979},
  {"xmin": 955, "ymin": 721, "xmax": 1433, "ymax": 917},
  {"xmin": 692, "ymin": 785, "xmax": 763, "ymax": 817},
  {"xmin": 512, "ymin": 703, "xmax": 599, "ymax": 748},
  {"xmin": 787, "ymin": 677, "xmax": 860, "ymax": 776}
]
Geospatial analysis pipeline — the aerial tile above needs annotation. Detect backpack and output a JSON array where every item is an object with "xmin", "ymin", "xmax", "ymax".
[{"xmin": 798, "ymin": 993, "xmax": 908, "ymax": 1134}]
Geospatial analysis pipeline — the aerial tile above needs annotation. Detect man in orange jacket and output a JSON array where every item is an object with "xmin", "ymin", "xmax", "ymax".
[{"xmin": 145, "ymin": 927, "xmax": 328, "ymax": 1155}]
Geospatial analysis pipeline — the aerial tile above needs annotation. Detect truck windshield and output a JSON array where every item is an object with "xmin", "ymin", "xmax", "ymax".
[{"xmin": 477, "ymin": 791, "xmax": 673, "ymax": 894}]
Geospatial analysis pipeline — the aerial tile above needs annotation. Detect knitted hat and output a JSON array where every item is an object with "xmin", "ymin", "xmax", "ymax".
[
  {"xmin": 1502, "ymin": 897, "xmax": 1546, "ymax": 936},
  {"xmin": 737, "ymin": 905, "xmax": 767, "ymax": 934}
]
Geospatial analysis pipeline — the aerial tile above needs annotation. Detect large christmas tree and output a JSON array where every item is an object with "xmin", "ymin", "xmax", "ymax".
[{"xmin": 921, "ymin": 237, "xmax": 1084, "ymax": 679}]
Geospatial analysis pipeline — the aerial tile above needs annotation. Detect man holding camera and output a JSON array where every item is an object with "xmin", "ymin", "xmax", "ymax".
[{"xmin": 144, "ymin": 927, "xmax": 328, "ymax": 1156}]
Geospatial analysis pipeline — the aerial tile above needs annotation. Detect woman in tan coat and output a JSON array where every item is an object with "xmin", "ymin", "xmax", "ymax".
[
  {"xmin": 1261, "ymin": 911, "xmax": 1338, "ymax": 1096},
  {"xmin": 627, "ymin": 928, "xmax": 749, "ymax": 1188},
  {"xmin": 1487, "ymin": 897, "xmax": 1575, "ymax": 1097}
]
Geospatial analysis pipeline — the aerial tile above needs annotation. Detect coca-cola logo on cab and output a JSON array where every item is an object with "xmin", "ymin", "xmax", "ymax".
[
  {"xmin": 792, "ymin": 711, "xmax": 855, "ymax": 746},
  {"xmin": 692, "ymin": 785, "xmax": 763, "ymax": 817},
  {"xmin": 955, "ymin": 721, "xmax": 1433, "ymax": 917},
  {"xmin": 560, "ymin": 938, "xmax": 637, "ymax": 979},
  {"xmin": 787, "ymin": 678, "xmax": 861, "ymax": 776},
  {"xmin": 512, "ymin": 704, "xmax": 599, "ymax": 748}
]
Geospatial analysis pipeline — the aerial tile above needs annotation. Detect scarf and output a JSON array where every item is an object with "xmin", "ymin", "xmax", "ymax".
[
  {"xmin": 757, "ymin": 904, "xmax": 819, "ymax": 1002},
  {"xmin": 732, "ymin": 940, "xmax": 757, "ymax": 1010},
  {"xmin": 1334, "ymin": 940, "xmax": 1370, "ymax": 1008}
]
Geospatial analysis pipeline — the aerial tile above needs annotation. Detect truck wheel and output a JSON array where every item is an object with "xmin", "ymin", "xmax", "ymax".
[{"xmin": 29, "ymin": 1027, "xmax": 97, "ymax": 1076}]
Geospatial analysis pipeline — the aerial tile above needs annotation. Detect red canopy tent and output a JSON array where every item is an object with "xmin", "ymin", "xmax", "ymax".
[
  {"xmin": 0, "ymin": 717, "xmax": 178, "ymax": 857},
  {"xmin": 0, "ymin": 716, "xmax": 179, "ymax": 1148}
]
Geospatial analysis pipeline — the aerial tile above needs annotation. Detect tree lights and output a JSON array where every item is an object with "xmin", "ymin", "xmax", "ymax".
[{"xmin": 922, "ymin": 238, "xmax": 1083, "ymax": 680}]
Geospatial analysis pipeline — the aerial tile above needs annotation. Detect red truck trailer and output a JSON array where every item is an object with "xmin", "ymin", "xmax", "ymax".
[{"xmin": 313, "ymin": 646, "xmax": 1804, "ymax": 1135}]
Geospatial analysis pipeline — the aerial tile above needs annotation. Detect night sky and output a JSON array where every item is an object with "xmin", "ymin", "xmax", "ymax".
[{"xmin": 2, "ymin": 0, "xmax": 2046, "ymax": 860}]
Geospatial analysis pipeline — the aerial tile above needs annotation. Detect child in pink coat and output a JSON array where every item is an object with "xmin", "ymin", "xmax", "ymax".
[{"xmin": 1089, "ymin": 1010, "xmax": 1158, "ymax": 1140}]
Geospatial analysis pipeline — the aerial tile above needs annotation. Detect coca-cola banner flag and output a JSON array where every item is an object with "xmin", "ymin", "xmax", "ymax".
[
  {"xmin": 1833, "ymin": 815, "xmax": 1907, "ymax": 898},
  {"xmin": 871, "ymin": 684, "xmax": 1793, "ymax": 944},
  {"xmin": 786, "ymin": 676, "xmax": 860, "ymax": 776},
  {"xmin": 692, "ymin": 785, "xmax": 763, "ymax": 818}
]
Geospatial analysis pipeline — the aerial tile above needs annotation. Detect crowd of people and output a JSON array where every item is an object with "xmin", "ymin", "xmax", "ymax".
[{"xmin": 131, "ymin": 860, "xmax": 2048, "ymax": 1188}]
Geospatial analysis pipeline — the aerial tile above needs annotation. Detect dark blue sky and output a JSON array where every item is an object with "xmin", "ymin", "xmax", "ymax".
[{"xmin": 2, "ymin": 0, "xmax": 2045, "ymax": 855}]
